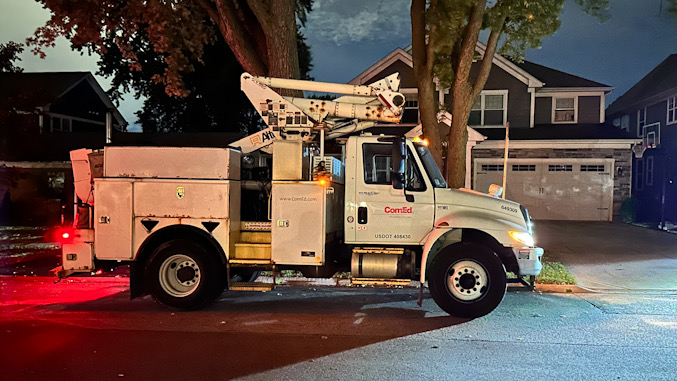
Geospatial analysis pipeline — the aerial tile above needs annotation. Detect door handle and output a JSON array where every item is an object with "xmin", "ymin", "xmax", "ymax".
[{"xmin": 358, "ymin": 206, "xmax": 368, "ymax": 224}]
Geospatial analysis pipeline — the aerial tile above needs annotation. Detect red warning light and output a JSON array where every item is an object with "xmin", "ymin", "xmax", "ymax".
[{"xmin": 57, "ymin": 228, "xmax": 75, "ymax": 244}]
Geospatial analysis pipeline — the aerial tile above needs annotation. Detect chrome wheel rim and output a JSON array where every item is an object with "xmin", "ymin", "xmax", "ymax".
[
  {"xmin": 446, "ymin": 259, "xmax": 488, "ymax": 301},
  {"xmin": 158, "ymin": 254, "xmax": 201, "ymax": 297}
]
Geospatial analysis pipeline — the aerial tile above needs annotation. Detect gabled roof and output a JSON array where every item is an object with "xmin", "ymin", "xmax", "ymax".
[
  {"xmin": 0, "ymin": 72, "xmax": 93, "ymax": 99},
  {"xmin": 515, "ymin": 60, "xmax": 611, "ymax": 90},
  {"xmin": 349, "ymin": 48, "xmax": 412, "ymax": 85},
  {"xmin": 350, "ymin": 42, "xmax": 609, "ymax": 93},
  {"xmin": 474, "ymin": 42, "xmax": 544, "ymax": 88},
  {"xmin": 606, "ymin": 54, "xmax": 677, "ymax": 115},
  {"xmin": 0, "ymin": 71, "xmax": 126, "ymax": 125}
]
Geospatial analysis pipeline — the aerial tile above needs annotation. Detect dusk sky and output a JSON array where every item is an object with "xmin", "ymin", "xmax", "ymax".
[{"xmin": 1, "ymin": 0, "xmax": 676, "ymax": 130}]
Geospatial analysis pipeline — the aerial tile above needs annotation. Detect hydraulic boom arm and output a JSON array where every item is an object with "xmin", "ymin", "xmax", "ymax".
[{"xmin": 229, "ymin": 73, "xmax": 405, "ymax": 153}]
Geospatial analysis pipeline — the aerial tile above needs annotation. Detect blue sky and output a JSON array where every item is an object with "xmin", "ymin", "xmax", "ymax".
[{"xmin": 2, "ymin": 0, "xmax": 676, "ymax": 129}]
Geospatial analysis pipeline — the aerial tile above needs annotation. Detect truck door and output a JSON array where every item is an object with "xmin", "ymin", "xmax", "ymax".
[{"xmin": 353, "ymin": 142, "xmax": 435, "ymax": 244}]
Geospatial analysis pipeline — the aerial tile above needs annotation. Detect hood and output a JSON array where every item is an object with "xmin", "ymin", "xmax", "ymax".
[{"xmin": 434, "ymin": 187, "xmax": 528, "ymax": 228}]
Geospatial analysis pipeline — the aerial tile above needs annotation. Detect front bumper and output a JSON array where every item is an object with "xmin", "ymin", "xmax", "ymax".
[{"xmin": 513, "ymin": 247, "xmax": 544, "ymax": 276}]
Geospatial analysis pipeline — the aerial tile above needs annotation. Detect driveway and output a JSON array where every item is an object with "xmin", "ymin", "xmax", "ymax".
[{"xmin": 533, "ymin": 220, "xmax": 677, "ymax": 292}]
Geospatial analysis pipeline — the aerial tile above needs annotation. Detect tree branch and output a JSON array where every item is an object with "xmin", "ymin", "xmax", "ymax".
[
  {"xmin": 410, "ymin": 0, "xmax": 428, "ymax": 79},
  {"xmin": 425, "ymin": 0, "xmax": 438, "ymax": 75},
  {"xmin": 194, "ymin": 0, "xmax": 220, "ymax": 26},
  {"xmin": 204, "ymin": 0, "xmax": 267, "ymax": 75},
  {"xmin": 246, "ymin": 0, "xmax": 274, "ymax": 32},
  {"xmin": 454, "ymin": 0, "xmax": 485, "ymax": 91},
  {"xmin": 471, "ymin": 18, "xmax": 504, "ymax": 102}
]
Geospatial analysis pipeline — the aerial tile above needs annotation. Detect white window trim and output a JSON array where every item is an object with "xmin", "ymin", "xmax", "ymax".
[
  {"xmin": 49, "ymin": 116, "xmax": 73, "ymax": 133},
  {"xmin": 637, "ymin": 108, "xmax": 646, "ymax": 137},
  {"xmin": 646, "ymin": 156, "xmax": 654, "ymax": 187},
  {"xmin": 403, "ymin": 96, "xmax": 420, "ymax": 125},
  {"xmin": 635, "ymin": 158, "xmax": 644, "ymax": 191},
  {"xmin": 620, "ymin": 115, "xmax": 630, "ymax": 132},
  {"xmin": 469, "ymin": 89, "xmax": 508, "ymax": 128},
  {"xmin": 667, "ymin": 95, "xmax": 677, "ymax": 126},
  {"xmin": 551, "ymin": 96, "xmax": 578, "ymax": 124}
]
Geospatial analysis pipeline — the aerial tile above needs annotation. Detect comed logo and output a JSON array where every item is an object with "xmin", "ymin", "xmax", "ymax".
[{"xmin": 384, "ymin": 206, "xmax": 412, "ymax": 214}]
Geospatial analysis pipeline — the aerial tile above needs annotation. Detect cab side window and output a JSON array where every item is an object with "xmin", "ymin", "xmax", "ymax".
[{"xmin": 362, "ymin": 143, "xmax": 426, "ymax": 191}]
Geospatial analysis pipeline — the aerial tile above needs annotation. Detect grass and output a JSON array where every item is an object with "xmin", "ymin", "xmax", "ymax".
[
  {"xmin": 535, "ymin": 261, "xmax": 576, "ymax": 285},
  {"xmin": 507, "ymin": 250, "xmax": 577, "ymax": 285}
]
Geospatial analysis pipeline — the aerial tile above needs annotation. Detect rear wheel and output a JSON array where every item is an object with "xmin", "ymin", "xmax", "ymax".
[
  {"xmin": 146, "ymin": 239, "xmax": 226, "ymax": 310},
  {"xmin": 429, "ymin": 243, "xmax": 506, "ymax": 318}
]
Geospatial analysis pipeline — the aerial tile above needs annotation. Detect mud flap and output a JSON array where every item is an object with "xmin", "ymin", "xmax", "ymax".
[{"xmin": 129, "ymin": 261, "xmax": 145, "ymax": 299}]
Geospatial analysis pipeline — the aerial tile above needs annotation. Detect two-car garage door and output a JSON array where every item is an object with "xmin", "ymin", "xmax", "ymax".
[{"xmin": 474, "ymin": 158, "xmax": 614, "ymax": 221}]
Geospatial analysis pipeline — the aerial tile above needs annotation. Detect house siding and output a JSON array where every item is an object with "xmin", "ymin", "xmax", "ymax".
[
  {"xmin": 647, "ymin": 100, "xmax": 667, "ymax": 128},
  {"xmin": 578, "ymin": 96, "xmax": 601, "ymax": 124},
  {"xmin": 480, "ymin": 65, "xmax": 531, "ymax": 128},
  {"xmin": 444, "ymin": 63, "xmax": 531, "ymax": 128},
  {"xmin": 632, "ymin": 148, "xmax": 677, "ymax": 225},
  {"xmin": 471, "ymin": 147, "xmax": 632, "ymax": 216},
  {"xmin": 370, "ymin": 61, "xmax": 417, "ymax": 88},
  {"xmin": 534, "ymin": 97, "xmax": 551, "ymax": 124}
]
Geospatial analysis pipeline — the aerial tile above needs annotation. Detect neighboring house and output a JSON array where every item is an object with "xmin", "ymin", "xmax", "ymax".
[
  {"xmin": 350, "ymin": 44, "xmax": 639, "ymax": 221},
  {"xmin": 0, "ymin": 72, "xmax": 127, "ymax": 226},
  {"xmin": 606, "ymin": 54, "xmax": 677, "ymax": 227}
]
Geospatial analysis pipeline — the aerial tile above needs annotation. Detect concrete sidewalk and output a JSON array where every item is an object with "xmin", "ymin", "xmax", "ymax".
[{"xmin": 533, "ymin": 220, "xmax": 677, "ymax": 292}]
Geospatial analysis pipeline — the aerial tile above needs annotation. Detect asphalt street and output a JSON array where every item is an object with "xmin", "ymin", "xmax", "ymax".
[
  {"xmin": 1, "ymin": 276, "xmax": 677, "ymax": 381},
  {"xmin": 1, "ymin": 221, "xmax": 677, "ymax": 380}
]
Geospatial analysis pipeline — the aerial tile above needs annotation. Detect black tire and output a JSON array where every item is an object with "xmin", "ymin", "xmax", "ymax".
[
  {"xmin": 146, "ymin": 239, "xmax": 226, "ymax": 310},
  {"xmin": 429, "ymin": 242, "xmax": 507, "ymax": 318}
]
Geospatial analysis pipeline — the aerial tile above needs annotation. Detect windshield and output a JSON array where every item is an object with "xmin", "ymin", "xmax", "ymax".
[{"xmin": 414, "ymin": 143, "xmax": 447, "ymax": 188}]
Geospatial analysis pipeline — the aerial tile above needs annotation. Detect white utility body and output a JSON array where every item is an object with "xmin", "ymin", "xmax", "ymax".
[{"xmin": 58, "ymin": 72, "xmax": 543, "ymax": 318}]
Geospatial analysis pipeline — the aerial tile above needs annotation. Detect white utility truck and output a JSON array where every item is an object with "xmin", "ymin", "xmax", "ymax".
[{"xmin": 58, "ymin": 72, "xmax": 543, "ymax": 318}]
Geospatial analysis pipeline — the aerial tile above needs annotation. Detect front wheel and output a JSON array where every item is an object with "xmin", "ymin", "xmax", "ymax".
[
  {"xmin": 146, "ymin": 239, "xmax": 226, "ymax": 310},
  {"xmin": 429, "ymin": 243, "xmax": 506, "ymax": 318}
]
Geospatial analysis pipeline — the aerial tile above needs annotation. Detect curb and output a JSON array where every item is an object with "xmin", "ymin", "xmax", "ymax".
[
  {"xmin": 534, "ymin": 283, "xmax": 589, "ymax": 293},
  {"xmin": 0, "ymin": 273, "xmax": 586, "ymax": 293}
]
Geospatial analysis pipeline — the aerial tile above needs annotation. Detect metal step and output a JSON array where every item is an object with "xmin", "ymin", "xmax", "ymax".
[
  {"xmin": 240, "ymin": 221, "xmax": 271, "ymax": 231},
  {"xmin": 229, "ymin": 282, "xmax": 274, "ymax": 291},
  {"xmin": 233, "ymin": 242, "xmax": 271, "ymax": 260},
  {"xmin": 229, "ymin": 258, "xmax": 273, "ymax": 266},
  {"xmin": 350, "ymin": 278, "xmax": 412, "ymax": 286},
  {"xmin": 239, "ymin": 231, "xmax": 271, "ymax": 244}
]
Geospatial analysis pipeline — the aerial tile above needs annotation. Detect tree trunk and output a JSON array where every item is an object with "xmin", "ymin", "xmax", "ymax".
[
  {"xmin": 264, "ymin": 0, "xmax": 299, "ymax": 80},
  {"xmin": 411, "ymin": 0, "xmax": 444, "ymax": 170},
  {"xmin": 206, "ymin": 0, "xmax": 268, "ymax": 76},
  {"xmin": 445, "ymin": 0, "xmax": 485, "ymax": 188},
  {"xmin": 447, "ymin": 97, "xmax": 470, "ymax": 188}
]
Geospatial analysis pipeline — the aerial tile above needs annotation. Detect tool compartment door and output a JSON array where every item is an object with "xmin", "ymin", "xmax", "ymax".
[
  {"xmin": 271, "ymin": 182, "xmax": 325, "ymax": 265},
  {"xmin": 94, "ymin": 179, "xmax": 133, "ymax": 260}
]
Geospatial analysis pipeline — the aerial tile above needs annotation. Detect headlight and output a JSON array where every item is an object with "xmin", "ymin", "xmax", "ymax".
[{"xmin": 510, "ymin": 231, "xmax": 535, "ymax": 247}]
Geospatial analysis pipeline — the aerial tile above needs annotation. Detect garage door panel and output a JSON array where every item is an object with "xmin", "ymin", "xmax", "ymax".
[{"xmin": 474, "ymin": 159, "xmax": 613, "ymax": 221}]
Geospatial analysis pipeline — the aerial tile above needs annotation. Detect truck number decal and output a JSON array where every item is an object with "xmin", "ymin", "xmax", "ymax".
[{"xmin": 375, "ymin": 234, "xmax": 411, "ymax": 239}]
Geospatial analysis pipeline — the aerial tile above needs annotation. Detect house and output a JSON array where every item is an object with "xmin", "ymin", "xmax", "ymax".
[
  {"xmin": 606, "ymin": 54, "xmax": 677, "ymax": 227},
  {"xmin": 0, "ymin": 72, "xmax": 127, "ymax": 225},
  {"xmin": 350, "ymin": 44, "xmax": 639, "ymax": 221}
]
